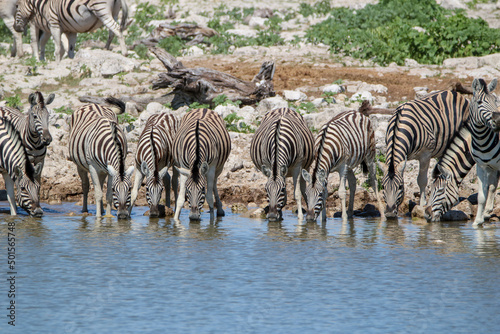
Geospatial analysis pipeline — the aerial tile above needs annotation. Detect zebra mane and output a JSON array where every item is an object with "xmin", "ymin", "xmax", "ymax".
[
  {"xmin": 149, "ymin": 125, "xmax": 158, "ymax": 178},
  {"xmin": 192, "ymin": 120, "xmax": 201, "ymax": 183},
  {"xmin": 273, "ymin": 118, "xmax": 281, "ymax": 179},
  {"xmin": 109, "ymin": 121, "xmax": 125, "ymax": 179},
  {"xmin": 1, "ymin": 118, "xmax": 35, "ymax": 181},
  {"xmin": 387, "ymin": 106, "xmax": 403, "ymax": 175}
]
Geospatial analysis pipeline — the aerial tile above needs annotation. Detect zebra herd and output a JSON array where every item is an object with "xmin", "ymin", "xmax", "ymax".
[{"xmin": 0, "ymin": 78, "xmax": 499, "ymax": 225}]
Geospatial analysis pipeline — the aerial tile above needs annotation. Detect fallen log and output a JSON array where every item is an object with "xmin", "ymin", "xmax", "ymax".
[
  {"xmin": 131, "ymin": 23, "xmax": 217, "ymax": 49},
  {"xmin": 149, "ymin": 46, "xmax": 276, "ymax": 108},
  {"xmin": 358, "ymin": 100, "xmax": 395, "ymax": 116}
]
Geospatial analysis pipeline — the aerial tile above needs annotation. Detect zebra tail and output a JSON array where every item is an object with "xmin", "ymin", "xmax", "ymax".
[
  {"xmin": 120, "ymin": 0, "xmax": 129, "ymax": 32},
  {"xmin": 105, "ymin": 97, "xmax": 126, "ymax": 115},
  {"xmin": 361, "ymin": 161, "xmax": 369, "ymax": 175}
]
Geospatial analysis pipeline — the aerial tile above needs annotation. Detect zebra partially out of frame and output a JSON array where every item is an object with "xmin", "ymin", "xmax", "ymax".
[
  {"xmin": 250, "ymin": 107, "xmax": 314, "ymax": 221},
  {"xmin": 0, "ymin": 0, "xmax": 24, "ymax": 57},
  {"xmin": 383, "ymin": 90, "xmax": 470, "ymax": 218},
  {"xmin": 302, "ymin": 110, "xmax": 384, "ymax": 222},
  {"xmin": 68, "ymin": 98, "xmax": 134, "ymax": 219},
  {"xmin": 0, "ymin": 91, "xmax": 55, "ymax": 183},
  {"xmin": 467, "ymin": 78, "xmax": 500, "ymax": 226},
  {"xmin": 173, "ymin": 108, "xmax": 231, "ymax": 221},
  {"xmin": 425, "ymin": 125, "xmax": 477, "ymax": 222},
  {"xmin": 14, "ymin": 0, "xmax": 128, "ymax": 62},
  {"xmin": 131, "ymin": 112, "xmax": 179, "ymax": 217},
  {"xmin": 0, "ymin": 118, "xmax": 43, "ymax": 216}
]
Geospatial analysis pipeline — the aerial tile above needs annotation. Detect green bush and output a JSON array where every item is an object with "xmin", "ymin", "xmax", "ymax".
[{"xmin": 306, "ymin": 0, "xmax": 500, "ymax": 65}]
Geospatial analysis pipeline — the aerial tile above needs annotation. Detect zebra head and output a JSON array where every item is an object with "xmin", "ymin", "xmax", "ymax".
[
  {"xmin": 302, "ymin": 168, "xmax": 327, "ymax": 222},
  {"xmin": 14, "ymin": 165, "xmax": 43, "ymax": 217},
  {"xmin": 180, "ymin": 162, "xmax": 208, "ymax": 221},
  {"xmin": 141, "ymin": 161, "xmax": 169, "ymax": 218},
  {"xmin": 263, "ymin": 164, "xmax": 287, "ymax": 221},
  {"xmin": 108, "ymin": 165, "xmax": 134, "ymax": 219},
  {"xmin": 425, "ymin": 165, "xmax": 459, "ymax": 222},
  {"xmin": 28, "ymin": 92, "xmax": 55, "ymax": 145},
  {"xmin": 471, "ymin": 78, "xmax": 499, "ymax": 131},
  {"xmin": 14, "ymin": 0, "xmax": 34, "ymax": 33},
  {"xmin": 382, "ymin": 160, "xmax": 406, "ymax": 219}
]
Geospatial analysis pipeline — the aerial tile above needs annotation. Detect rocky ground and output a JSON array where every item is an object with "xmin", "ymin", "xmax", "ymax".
[{"xmin": 0, "ymin": 0, "xmax": 500, "ymax": 220}]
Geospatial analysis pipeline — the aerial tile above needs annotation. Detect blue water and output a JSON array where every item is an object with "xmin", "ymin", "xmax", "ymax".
[{"xmin": 1, "ymin": 202, "xmax": 500, "ymax": 333}]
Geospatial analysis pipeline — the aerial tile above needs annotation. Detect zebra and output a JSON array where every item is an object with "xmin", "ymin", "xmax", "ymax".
[
  {"xmin": 383, "ymin": 90, "xmax": 470, "ymax": 218},
  {"xmin": 173, "ymin": 108, "xmax": 231, "ymax": 221},
  {"xmin": 0, "ymin": 91, "xmax": 55, "ymax": 184},
  {"xmin": 14, "ymin": 0, "xmax": 128, "ymax": 62},
  {"xmin": 0, "ymin": 0, "xmax": 24, "ymax": 57},
  {"xmin": 250, "ymin": 107, "xmax": 314, "ymax": 221},
  {"xmin": 302, "ymin": 110, "xmax": 384, "ymax": 222},
  {"xmin": 425, "ymin": 125, "xmax": 477, "ymax": 222},
  {"xmin": 131, "ymin": 112, "xmax": 179, "ymax": 217},
  {"xmin": 466, "ymin": 78, "xmax": 500, "ymax": 226},
  {"xmin": 68, "ymin": 97, "xmax": 134, "ymax": 219},
  {"xmin": 0, "ymin": 117, "xmax": 43, "ymax": 216}
]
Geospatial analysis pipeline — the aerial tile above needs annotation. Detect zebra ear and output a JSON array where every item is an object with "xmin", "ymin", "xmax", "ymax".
[
  {"xmin": 488, "ymin": 79, "xmax": 497, "ymax": 93},
  {"xmin": 107, "ymin": 165, "xmax": 118, "ymax": 178},
  {"xmin": 141, "ymin": 161, "xmax": 150, "ymax": 177},
  {"xmin": 301, "ymin": 169, "xmax": 311, "ymax": 183},
  {"xmin": 125, "ymin": 166, "xmax": 135, "ymax": 178},
  {"xmin": 28, "ymin": 92, "xmax": 39, "ymax": 106},
  {"xmin": 200, "ymin": 162, "xmax": 209, "ymax": 176},
  {"xmin": 317, "ymin": 169, "xmax": 327, "ymax": 182},
  {"xmin": 280, "ymin": 165, "xmax": 287, "ymax": 177},
  {"xmin": 46, "ymin": 93, "xmax": 55, "ymax": 105},
  {"xmin": 175, "ymin": 166, "xmax": 191, "ymax": 177},
  {"xmin": 159, "ymin": 166, "xmax": 169, "ymax": 179},
  {"xmin": 262, "ymin": 165, "xmax": 271, "ymax": 177},
  {"xmin": 472, "ymin": 78, "xmax": 485, "ymax": 96},
  {"xmin": 14, "ymin": 166, "xmax": 23, "ymax": 179}
]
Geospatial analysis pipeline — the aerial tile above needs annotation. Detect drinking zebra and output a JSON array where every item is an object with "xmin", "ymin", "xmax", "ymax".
[
  {"xmin": 250, "ymin": 107, "xmax": 314, "ymax": 221},
  {"xmin": 383, "ymin": 90, "xmax": 470, "ymax": 218},
  {"xmin": 173, "ymin": 108, "xmax": 231, "ymax": 221},
  {"xmin": 68, "ymin": 98, "xmax": 134, "ymax": 218},
  {"xmin": 131, "ymin": 112, "xmax": 179, "ymax": 217},
  {"xmin": 302, "ymin": 110, "xmax": 384, "ymax": 222},
  {"xmin": 0, "ymin": 91, "xmax": 55, "ymax": 183},
  {"xmin": 0, "ymin": 118, "xmax": 43, "ymax": 216},
  {"xmin": 425, "ymin": 125, "xmax": 477, "ymax": 222},
  {"xmin": 14, "ymin": 0, "xmax": 128, "ymax": 62},
  {"xmin": 467, "ymin": 78, "xmax": 500, "ymax": 226}
]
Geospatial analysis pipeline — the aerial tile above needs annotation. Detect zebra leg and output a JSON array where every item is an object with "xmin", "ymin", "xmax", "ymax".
[
  {"xmin": 105, "ymin": 173, "xmax": 114, "ymax": 216},
  {"xmin": 88, "ymin": 5, "xmax": 128, "ymax": 56},
  {"xmin": 292, "ymin": 166, "xmax": 304, "ymax": 220},
  {"xmin": 2, "ymin": 16, "xmax": 23, "ymax": 57},
  {"xmin": 38, "ymin": 30, "xmax": 51, "ymax": 62},
  {"xmin": 3, "ymin": 173, "xmax": 17, "ymax": 215},
  {"xmin": 473, "ymin": 166, "xmax": 488, "ymax": 226},
  {"xmin": 49, "ymin": 25, "xmax": 64, "ymax": 62},
  {"xmin": 213, "ymin": 177, "xmax": 225, "ymax": 217},
  {"xmin": 88, "ymin": 165, "xmax": 104, "ymax": 217},
  {"xmin": 367, "ymin": 160, "xmax": 385, "ymax": 219},
  {"xmin": 484, "ymin": 171, "xmax": 499, "ymax": 219},
  {"xmin": 338, "ymin": 166, "xmax": 348, "ymax": 222},
  {"xmin": 66, "ymin": 33, "xmax": 77, "ymax": 59},
  {"xmin": 417, "ymin": 158, "xmax": 431, "ymax": 206},
  {"xmin": 347, "ymin": 169, "xmax": 356, "ymax": 219},
  {"xmin": 174, "ymin": 173, "xmax": 187, "ymax": 220},
  {"xmin": 163, "ymin": 172, "xmax": 171, "ymax": 208},
  {"xmin": 322, "ymin": 187, "xmax": 327, "ymax": 223},
  {"xmin": 30, "ymin": 26, "xmax": 42, "ymax": 61},
  {"xmin": 130, "ymin": 167, "xmax": 143, "ymax": 213},
  {"xmin": 206, "ymin": 166, "xmax": 217, "ymax": 220},
  {"xmin": 172, "ymin": 167, "xmax": 179, "ymax": 205},
  {"xmin": 77, "ymin": 167, "xmax": 90, "ymax": 213}
]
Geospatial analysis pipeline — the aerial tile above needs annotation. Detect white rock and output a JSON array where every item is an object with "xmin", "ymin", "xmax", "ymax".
[
  {"xmin": 214, "ymin": 104, "xmax": 240, "ymax": 119},
  {"xmin": 233, "ymin": 46, "xmax": 260, "ymax": 56},
  {"xmin": 226, "ymin": 29, "xmax": 257, "ymax": 38},
  {"xmin": 404, "ymin": 59, "xmax": 420, "ymax": 67},
  {"xmin": 72, "ymin": 49, "xmax": 139, "ymax": 77},
  {"xmin": 322, "ymin": 84, "xmax": 344, "ymax": 94},
  {"xmin": 350, "ymin": 91, "xmax": 373, "ymax": 103},
  {"xmin": 185, "ymin": 46, "xmax": 204, "ymax": 56},
  {"xmin": 255, "ymin": 96, "xmax": 289, "ymax": 115},
  {"xmin": 283, "ymin": 90, "xmax": 307, "ymax": 101},
  {"xmin": 248, "ymin": 17, "xmax": 267, "ymax": 28},
  {"xmin": 442, "ymin": 56, "xmax": 480, "ymax": 69}
]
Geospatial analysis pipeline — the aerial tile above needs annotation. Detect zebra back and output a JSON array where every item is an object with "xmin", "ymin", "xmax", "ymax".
[
  {"xmin": 0, "ymin": 117, "xmax": 41, "ymax": 216},
  {"xmin": 426, "ymin": 124, "xmax": 475, "ymax": 221}
]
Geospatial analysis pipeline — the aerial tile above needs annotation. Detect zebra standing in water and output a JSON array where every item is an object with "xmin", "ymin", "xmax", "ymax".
[
  {"xmin": 68, "ymin": 98, "xmax": 134, "ymax": 218},
  {"xmin": 131, "ymin": 113, "xmax": 179, "ymax": 217},
  {"xmin": 250, "ymin": 108, "xmax": 314, "ymax": 221},
  {"xmin": 302, "ymin": 110, "xmax": 384, "ymax": 222},
  {"xmin": 14, "ymin": 0, "xmax": 128, "ymax": 62},
  {"xmin": 466, "ymin": 78, "xmax": 500, "ymax": 226},
  {"xmin": 0, "ymin": 118, "xmax": 43, "ymax": 216},
  {"xmin": 383, "ymin": 90, "xmax": 470, "ymax": 218},
  {"xmin": 173, "ymin": 108, "xmax": 231, "ymax": 221},
  {"xmin": 425, "ymin": 125, "xmax": 477, "ymax": 221},
  {"xmin": 0, "ymin": 92, "xmax": 55, "ymax": 183}
]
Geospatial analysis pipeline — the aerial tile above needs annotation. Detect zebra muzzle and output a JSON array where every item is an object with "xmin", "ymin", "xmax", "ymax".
[{"xmin": 492, "ymin": 112, "xmax": 500, "ymax": 131}]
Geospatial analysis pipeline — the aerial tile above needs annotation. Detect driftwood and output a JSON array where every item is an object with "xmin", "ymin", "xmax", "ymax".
[
  {"xmin": 358, "ymin": 100, "xmax": 396, "ymax": 116},
  {"xmin": 131, "ymin": 23, "xmax": 217, "ymax": 49},
  {"xmin": 149, "ymin": 46, "xmax": 276, "ymax": 108},
  {"xmin": 449, "ymin": 81, "xmax": 473, "ymax": 95}
]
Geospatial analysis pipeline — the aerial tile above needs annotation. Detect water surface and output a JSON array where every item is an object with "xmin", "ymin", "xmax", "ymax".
[{"xmin": 1, "ymin": 202, "xmax": 499, "ymax": 333}]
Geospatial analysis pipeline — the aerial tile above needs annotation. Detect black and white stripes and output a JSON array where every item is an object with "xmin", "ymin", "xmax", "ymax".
[
  {"xmin": 0, "ymin": 118, "xmax": 42, "ymax": 216},
  {"xmin": 250, "ymin": 107, "xmax": 314, "ymax": 221},
  {"xmin": 302, "ymin": 110, "xmax": 384, "ymax": 222},
  {"xmin": 173, "ymin": 108, "xmax": 231, "ymax": 220},
  {"xmin": 68, "ymin": 98, "xmax": 134, "ymax": 218},
  {"xmin": 383, "ymin": 90, "xmax": 470, "ymax": 218},
  {"xmin": 14, "ymin": 0, "xmax": 128, "ymax": 61}
]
